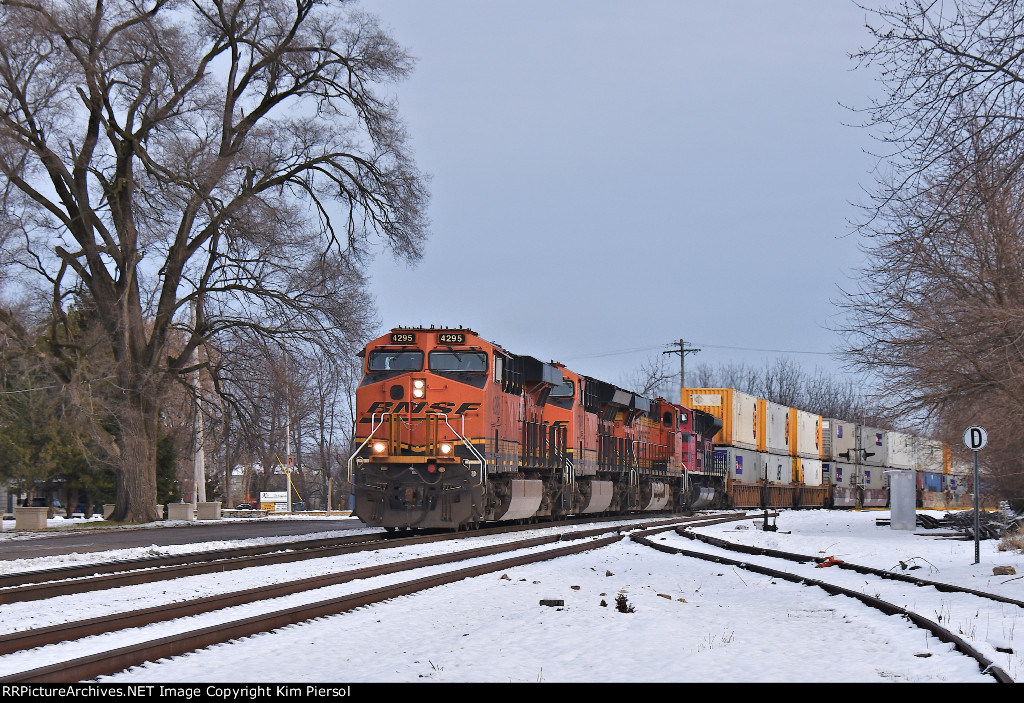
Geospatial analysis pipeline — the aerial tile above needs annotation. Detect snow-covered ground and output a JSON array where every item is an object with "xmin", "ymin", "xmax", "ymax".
[{"xmin": 1, "ymin": 509, "xmax": 1022, "ymax": 683}]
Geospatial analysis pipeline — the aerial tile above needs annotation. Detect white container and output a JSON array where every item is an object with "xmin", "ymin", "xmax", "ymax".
[
  {"xmin": 713, "ymin": 447, "xmax": 765, "ymax": 484},
  {"xmin": 684, "ymin": 388, "xmax": 759, "ymax": 450},
  {"xmin": 887, "ymin": 431, "xmax": 915, "ymax": 470},
  {"xmin": 765, "ymin": 402, "xmax": 790, "ymax": 456},
  {"xmin": 764, "ymin": 453, "xmax": 792, "ymax": 485},
  {"xmin": 861, "ymin": 464, "xmax": 885, "ymax": 489},
  {"xmin": 822, "ymin": 418, "xmax": 857, "ymax": 461},
  {"xmin": 824, "ymin": 461, "xmax": 857, "ymax": 486},
  {"xmin": 858, "ymin": 426, "xmax": 888, "ymax": 467},
  {"xmin": 795, "ymin": 457, "xmax": 823, "ymax": 486},
  {"xmin": 794, "ymin": 410, "xmax": 821, "ymax": 459}
]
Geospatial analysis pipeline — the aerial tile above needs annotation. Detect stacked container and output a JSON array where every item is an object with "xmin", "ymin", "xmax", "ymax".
[
  {"xmin": 887, "ymin": 431, "xmax": 916, "ymax": 470},
  {"xmin": 858, "ymin": 426, "xmax": 888, "ymax": 467},
  {"xmin": 684, "ymin": 389, "xmax": 759, "ymax": 451},
  {"xmin": 764, "ymin": 453, "xmax": 791, "ymax": 485},
  {"xmin": 916, "ymin": 438, "xmax": 945, "ymax": 472},
  {"xmin": 822, "ymin": 418, "xmax": 857, "ymax": 461},
  {"xmin": 794, "ymin": 457, "xmax": 823, "ymax": 486},
  {"xmin": 792, "ymin": 409, "xmax": 821, "ymax": 460},
  {"xmin": 764, "ymin": 401, "xmax": 789, "ymax": 457},
  {"xmin": 685, "ymin": 387, "xmax": 951, "ymax": 509},
  {"xmin": 713, "ymin": 446, "xmax": 765, "ymax": 484}
]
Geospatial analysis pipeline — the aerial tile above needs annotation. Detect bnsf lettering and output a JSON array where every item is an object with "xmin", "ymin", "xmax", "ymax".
[
  {"xmin": 359, "ymin": 401, "xmax": 481, "ymax": 422},
  {"xmin": 389, "ymin": 402, "xmax": 428, "ymax": 414},
  {"xmin": 367, "ymin": 401, "xmax": 434, "ymax": 414}
]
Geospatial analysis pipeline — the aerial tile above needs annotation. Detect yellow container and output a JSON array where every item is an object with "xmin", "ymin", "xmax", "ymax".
[{"xmin": 682, "ymin": 388, "xmax": 761, "ymax": 450}]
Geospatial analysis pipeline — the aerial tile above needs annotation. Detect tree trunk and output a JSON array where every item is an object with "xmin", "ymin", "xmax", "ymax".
[{"xmin": 109, "ymin": 386, "xmax": 160, "ymax": 523}]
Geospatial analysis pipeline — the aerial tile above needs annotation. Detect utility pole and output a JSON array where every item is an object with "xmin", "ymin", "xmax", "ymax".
[
  {"xmin": 191, "ymin": 301, "xmax": 206, "ymax": 510},
  {"xmin": 286, "ymin": 412, "xmax": 293, "ymax": 513},
  {"xmin": 663, "ymin": 338, "xmax": 701, "ymax": 401}
]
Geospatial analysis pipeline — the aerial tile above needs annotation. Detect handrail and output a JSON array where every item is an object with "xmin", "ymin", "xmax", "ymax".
[
  {"xmin": 346, "ymin": 414, "xmax": 388, "ymax": 485},
  {"xmin": 439, "ymin": 413, "xmax": 488, "ymax": 488},
  {"xmin": 347, "ymin": 412, "xmax": 488, "ymax": 489}
]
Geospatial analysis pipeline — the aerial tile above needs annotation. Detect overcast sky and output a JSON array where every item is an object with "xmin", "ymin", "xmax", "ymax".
[{"xmin": 359, "ymin": 0, "xmax": 884, "ymax": 394}]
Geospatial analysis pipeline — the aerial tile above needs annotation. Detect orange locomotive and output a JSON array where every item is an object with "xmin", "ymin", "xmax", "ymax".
[{"xmin": 348, "ymin": 326, "xmax": 724, "ymax": 530}]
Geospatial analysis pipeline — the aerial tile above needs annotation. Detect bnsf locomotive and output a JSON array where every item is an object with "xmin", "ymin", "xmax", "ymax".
[{"xmin": 348, "ymin": 326, "xmax": 724, "ymax": 530}]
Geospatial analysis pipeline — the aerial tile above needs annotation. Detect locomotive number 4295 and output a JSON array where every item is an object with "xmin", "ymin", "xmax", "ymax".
[{"xmin": 438, "ymin": 333, "xmax": 465, "ymax": 344}]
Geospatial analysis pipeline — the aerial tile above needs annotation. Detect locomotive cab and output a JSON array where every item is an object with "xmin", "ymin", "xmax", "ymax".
[{"xmin": 350, "ymin": 328, "xmax": 492, "ymax": 530}]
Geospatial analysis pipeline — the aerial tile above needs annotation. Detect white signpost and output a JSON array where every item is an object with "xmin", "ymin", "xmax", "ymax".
[{"xmin": 963, "ymin": 426, "xmax": 988, "ymax": 564}]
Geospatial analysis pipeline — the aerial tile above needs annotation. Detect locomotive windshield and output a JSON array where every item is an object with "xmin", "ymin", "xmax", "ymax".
[
  {"xmin": 549, "ymin": 380, "xmax": 574, "ymax": 397},
  {"xmin": 368, "ymin": 350, "xmax": 423, "ymax": 371},
  {"xmin": 429, "ymin": 350, "xmax": 487, "ymax": 372}
]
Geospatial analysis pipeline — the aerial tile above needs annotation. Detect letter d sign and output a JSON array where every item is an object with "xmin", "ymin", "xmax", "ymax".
[{"xmin": 963, "ymin": 426, "xmax": 988, "ymax": 451}]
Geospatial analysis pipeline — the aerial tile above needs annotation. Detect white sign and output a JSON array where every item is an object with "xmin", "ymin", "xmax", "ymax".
[
  {"xmin": 260, "ymin": 491, "xmax": 288, "ymax": 502},
  {"xmin": 963, "ymin": 426, "xmax": 988, "ymax": 451}
]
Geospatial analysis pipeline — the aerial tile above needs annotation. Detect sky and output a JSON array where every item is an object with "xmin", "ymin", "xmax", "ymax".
[
  {"xmin": 358, "ymin": 0, "xmax": 885, "ymax": 393},
  {"xmin": 0, "ymin": 509, "xmax": 1020, "ymax": 683}
]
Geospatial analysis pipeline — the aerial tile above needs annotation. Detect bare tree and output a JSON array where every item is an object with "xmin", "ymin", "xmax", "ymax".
[
  {"xmin": 751, "ymin": 358, "xmax": 804, "ymax": 408},
  {"xmin": 837, "ymin": 2, "xmax": 1024, "ymax": 500},
  {"xmin": 621, "ymin": 354, "xmax": 677, "ymax": 400},
  {"xmin": 854, "ymin": 0, "xmax": 1024, "ymax": 229},
  {"xmin": 840, "ymin": 124, "xmax": 1024, "ymax": 419},
  {"xmin": 689, "ymin": 360, "xmax": 762, "ymax": 393},
  {"xmin": 0, "ymin": 0, "xmax": 428, "ymax": 521}
]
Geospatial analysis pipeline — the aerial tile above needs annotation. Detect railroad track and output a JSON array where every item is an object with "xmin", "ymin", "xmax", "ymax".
[
  {"xmin": 628, "ymin": 524, "xmax": 1016, "ymax": 683},
  {"xmin": 0, "ymin": 513, "xmax": 754, "ymax": 683},
  {"xmin": 0, "ymin": 513, "xmax": 722, "ymax": 604}
]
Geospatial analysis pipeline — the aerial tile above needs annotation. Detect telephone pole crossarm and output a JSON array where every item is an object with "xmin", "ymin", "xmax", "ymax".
[{"xmin": 663, "ymin": 338, "xmax": 701, "ymax": 395}]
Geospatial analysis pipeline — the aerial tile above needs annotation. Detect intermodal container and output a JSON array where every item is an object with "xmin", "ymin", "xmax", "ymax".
[
  {"xmin": 824, "ymin": 461, "xmax": 858, "ymax": 487},
  {"xmin": 822, "ymin": 418, "xmax": 857, "ymax": 462},
  {"xmin": 794, "ymin": 457, "xmax": 823, "ymax": 486},
  {"xmin": 683, "ymin": 388, "xmax": 759, "ymax": 451},
  {"xmin": 764, "ymin": 452, "xmax": 792, "ymax": 485},
  {"xmin": 862, "ymin": 464, "xmax": 885, "ymax": 489},
  {"xmin": 858, "ymin": 426, "xmax": 888, "ymax": 467},
  {"xmin": 765, "ymin": 401, "xmax": 790, "ymax": 456},
  {"xmin": 713, "ymin": 446, "xmax": 765, "ymax": 484},
  {"xmin": 792, "ymin": 409, "xmax": 822, "ymax": 459},
  {"xmin": 919, "ymin": 471, "xmax": 943, "ymax": 492},
  {"xmin": 887, "ymin": 431, "xmax": 915, "ymax": 470}
]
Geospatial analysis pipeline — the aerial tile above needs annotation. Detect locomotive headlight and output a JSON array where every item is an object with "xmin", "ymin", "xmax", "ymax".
[
  {"xmin": 372, "ymin": 442, "xmax": 387, "ymax": 454},
  {"xmin": 440, "ymin": 443, "xmax": 453, "ymax": 455},
  {"xmin": 412, "ymin": 378, "xmax": 426, "ymax": 398}
]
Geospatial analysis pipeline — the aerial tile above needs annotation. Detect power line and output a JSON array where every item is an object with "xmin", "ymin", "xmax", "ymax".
[
  {"xmin": 562, "ymin": 340, "xmax": 835, "ymax": 362},
  {"xmin": 697, "ymin": 342, "xmax": 834, "ymax": 356},
  {"xmin": 561, "ymin": 343, "xmax": 668, "ymax": 360}
]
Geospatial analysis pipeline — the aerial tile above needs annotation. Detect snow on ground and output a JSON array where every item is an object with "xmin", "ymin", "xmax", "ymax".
[
  {"xmin": 0, "ymin": 513, "xmax": 377, "ymax": 574},
  {"xmin": 1, "ymin": 509, "xmax": 1023, "ymax": 683}
]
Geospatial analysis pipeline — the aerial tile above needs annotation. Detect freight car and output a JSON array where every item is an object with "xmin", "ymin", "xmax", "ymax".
[
  {"xmin": 348, "ymin": 326, "xmax": 725, "ymax": 530},
  {"xmin": 686, "ymin": 388, "xmax": 968, "ymax": 511}
]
